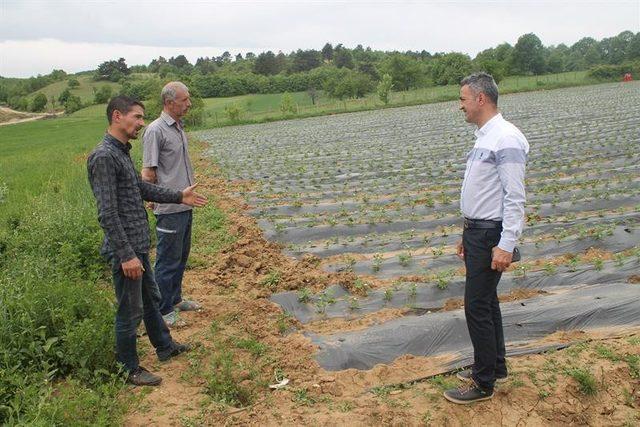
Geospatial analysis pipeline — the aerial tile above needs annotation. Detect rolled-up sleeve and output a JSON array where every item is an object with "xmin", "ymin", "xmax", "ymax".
[
  {"xmin": 495, "ymin": 136, "xmax": 528, "ymax": 253},
  {"xmin": 88, "ymin": 153, "xmax": 136, "ymax": 263}
]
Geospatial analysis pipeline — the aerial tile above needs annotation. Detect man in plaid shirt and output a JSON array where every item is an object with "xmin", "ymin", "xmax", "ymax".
[{"xmin": 87, "ymin": 96, "xmax": 207, "ymax": 386}]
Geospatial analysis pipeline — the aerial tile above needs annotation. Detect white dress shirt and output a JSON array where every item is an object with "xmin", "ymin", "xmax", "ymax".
[{"xmin": 460, "ymin": 113, "xmax": 529, "ymax": 252}]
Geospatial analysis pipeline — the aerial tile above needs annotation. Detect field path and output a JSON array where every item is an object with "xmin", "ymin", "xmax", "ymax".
[{"xmin": 0, "ymin": 106, "xmax": 63, "ymax": 126}]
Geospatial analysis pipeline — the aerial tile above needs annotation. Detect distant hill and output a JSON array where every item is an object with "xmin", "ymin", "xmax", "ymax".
[{"xmin": 24, "ymin": 75, "xmax": 121, "ymax": 111}]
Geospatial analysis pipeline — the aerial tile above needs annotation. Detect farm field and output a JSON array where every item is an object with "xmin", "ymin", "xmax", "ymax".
[
  {"xmin": 196, "ymin": 81, "xmax": 640, "ymax": 375},
  {"xmin": 2, "ymin": 80, "xmax": 639, "ymax": 425}
]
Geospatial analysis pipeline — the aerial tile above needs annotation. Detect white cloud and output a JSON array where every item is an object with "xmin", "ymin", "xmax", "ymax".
[{"xmin": 1, "ymin": 0, "xmax": 638, "ymax": 77}]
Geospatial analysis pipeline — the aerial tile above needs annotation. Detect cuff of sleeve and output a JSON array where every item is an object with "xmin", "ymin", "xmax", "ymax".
[
  {"xmin": 176, "ymin": 190, "xmax": 183, "ymax": 204},
  {"xmin": 116, "ymin": 246, "xmax": 137, "ymax": 264},
  {"xmin": 497, "ymin": 239, "xmax": 516, "ymax": 253}
]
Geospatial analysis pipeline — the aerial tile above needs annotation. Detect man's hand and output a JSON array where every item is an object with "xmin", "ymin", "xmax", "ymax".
[
  {"xmin": 182, "ymin": 183, "xmax": 208, "ymax": 207},
  {"xmin": 456, "ymin": 239, "xmax": 465, "ymax": 261},
  {"xmin": 491, "ymin": 247, "xmax": 512, "ymax": 272},
  {"xmin": 122, "ymin": 257, "xmax": 144, "ymax": 280}
]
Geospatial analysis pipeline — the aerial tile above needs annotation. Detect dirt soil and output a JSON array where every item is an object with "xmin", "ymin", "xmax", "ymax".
[
  {"xmin": 124, "ymin": 141, "xmax": 640, "ymax": 426},
  {"xmin": 0, "ymin": 106, "xmax": 62, "ymax": 126}
]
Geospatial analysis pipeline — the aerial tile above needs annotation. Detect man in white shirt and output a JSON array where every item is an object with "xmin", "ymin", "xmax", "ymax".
[{"xmin": 444, "ymin": 73, "xmax": 529, "ymax": 404}]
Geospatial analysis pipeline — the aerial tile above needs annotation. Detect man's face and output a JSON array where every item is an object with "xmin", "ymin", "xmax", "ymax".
[
  {"xmin": 167, "ymin": 89, "xmax": 192, "ymax": 119},
  {"xmin": 116, "ymin": 105, "xmax": 145, "ymax": 140},
  {"xmin": 459, "ymin": 85, "xmax": 481, "ymax": 125}
]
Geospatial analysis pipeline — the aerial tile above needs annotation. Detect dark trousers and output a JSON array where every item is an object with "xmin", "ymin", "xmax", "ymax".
[
  {"xmin": 154, "ymin": 210, "xmax": 192, "ymax": 315},
  {"xmin": 109, "ymin": 252, "xmax": 173, "ymax": 372},
  {"xmin": 463, "ymin": 227, "xmax": 507, "ymax": 392}
]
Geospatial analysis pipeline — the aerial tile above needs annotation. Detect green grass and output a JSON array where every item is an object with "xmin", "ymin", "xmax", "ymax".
[
  {"xmin": 0, "ymin": 103, "xmax": 231, "ymax": 424},
  {"xmin": 565, "ymin": 367, "xmax": 598, "ymax": 395},
  {"xmin": 25, "ymin": 75, "xmax": 121, "ymax": 110},
  {"xmin": 197, "ymin": 71, "xmax": 594, "ymax": 129}
]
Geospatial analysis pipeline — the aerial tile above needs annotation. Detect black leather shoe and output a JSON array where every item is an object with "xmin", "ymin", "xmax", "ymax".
[
  {"xmin": 157, "ymin": 341, "xmax": 192, "ymax": 362},
  {"xmin": 457, "ymin": 369, "xmax": 508, "ymax": 384},
  {"xmin": 127, "ymin": 366, "xmax": 162, "ymax": 386},
  {"xmin": 444, "ymin": 382, "xmax": 493, "ymax": 404}
]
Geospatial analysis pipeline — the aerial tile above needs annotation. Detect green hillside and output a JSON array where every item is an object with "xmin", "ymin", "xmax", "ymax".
[{"xmin": 25, "ymin": 75, "xmax": 120, "ymax": 110}]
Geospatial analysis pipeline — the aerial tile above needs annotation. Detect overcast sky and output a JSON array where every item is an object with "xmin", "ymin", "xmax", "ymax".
[{"xmin": 1, "ymin": 0, "xmax": 638, "ymax": 77}]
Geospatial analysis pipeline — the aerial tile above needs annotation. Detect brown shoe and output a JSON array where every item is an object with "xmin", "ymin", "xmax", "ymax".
[{"xmin": 127, "ymin": 366, "xmax": 162, "ymax": 386}]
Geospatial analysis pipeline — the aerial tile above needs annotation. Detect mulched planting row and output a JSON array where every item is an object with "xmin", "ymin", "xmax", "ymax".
[{"xmin": 199, "ymin": 82, "xmax": 640, "ymax": 370}]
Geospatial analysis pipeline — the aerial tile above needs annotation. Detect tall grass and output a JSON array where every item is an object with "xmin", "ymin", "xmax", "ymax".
[{"xmin": 0, "ymin": 107, "xmax": 128, "ymax": 424}]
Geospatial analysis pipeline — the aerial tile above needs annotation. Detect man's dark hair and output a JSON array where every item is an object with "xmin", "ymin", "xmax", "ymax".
[
  {"xmin": 106, "ymin": 95, "xmax": 145, "ymax": 124},
  {"xmin": 460, "ymin": 72, "xmax": 499, "ymax": 105}
]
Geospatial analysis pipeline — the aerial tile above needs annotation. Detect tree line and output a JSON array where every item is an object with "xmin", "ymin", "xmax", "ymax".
[
  {"xmin": 1, "ymin": 31, "xmax": 638, "ymax": 114},
  {"xmin": 111, "ymin": 31, "xmax": 640, "ymax": 99}
]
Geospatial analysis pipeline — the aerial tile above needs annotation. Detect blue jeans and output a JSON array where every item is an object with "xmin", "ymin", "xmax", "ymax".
[
  {"xmin": 108, "ymin": 252, "xmax": 174, "ymax": 373},
  {"xmin": 154, "ymin": 210, "xmax": 193, "ymax": 315}
]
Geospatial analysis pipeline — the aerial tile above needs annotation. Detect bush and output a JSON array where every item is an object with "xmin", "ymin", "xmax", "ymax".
[
  {"xmin": 377, "ymin": 73, "xmax": 393, "ymax": 105},
  {"xmin": 0, "ymin": 192, "xmax": 123, "ymax": 424},
  {"xmin": 280, "ymin": 92, "xmax": 296, "ymax": 115},
  {"xmin": 119, "ymin": 77, "xmax": 163, "ymax": 101},
  {"xmin": 68, "ymin": 78, "xmax": 80, "ymax": 88},
  {"xmin": 64, "ymin": 95, "xmax": 83, "ymax": 114},
  {"xmin": 30, "ymin": 93, "xmax": 48, "ymax": 112},
  {"xmin": 8, "ymin": 96, "xmax": 29, "ymax": 111},
  {"xmin": 588, "ymin": 61, "xmax": 640, "ymax": 80},
  {"xmin": 93, "ymin": 85, "xmax": 113, "ymax": 104},
  {"xmin": 58, "ymin": 88, "xmax": 72, "ymax": 105},
  {"xmin": 224, "ymin": 104, "xmax": 242, "ymax": 123},
  {"xmin": 323, "ymin": 69, "xmax": 374, "ymax": 99}
]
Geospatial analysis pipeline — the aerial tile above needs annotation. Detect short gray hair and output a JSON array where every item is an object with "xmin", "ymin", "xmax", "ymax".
[
  {"xmin": 161, "ymin": 81, "xmax": 189, "ymax": 103},
  {"xmin": 460, "ymin": 72, "xmax": 498, "ymax": 105}
]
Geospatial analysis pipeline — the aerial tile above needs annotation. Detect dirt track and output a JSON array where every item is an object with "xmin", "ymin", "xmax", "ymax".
[
  {"xmin": 123, "ymin": 140, "xmax": 640, "ymax": 426},
  {"xmin": 0, "ymin": 106, "xmax": 62, "ymax": 126}
]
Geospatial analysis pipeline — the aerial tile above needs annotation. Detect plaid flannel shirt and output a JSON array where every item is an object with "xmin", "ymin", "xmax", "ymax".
[{"xmin": 87, "ymin": 133, "xmax": 183, "ymax": 263}]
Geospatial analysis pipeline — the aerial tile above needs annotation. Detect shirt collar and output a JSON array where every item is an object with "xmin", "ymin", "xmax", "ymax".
[
  {"xmin": 103, "ymin": 133, "xmax": 132, "ymax": 153},
  {"xmin": 474, "ymin": 113, "xmax": 502, "ymax": 138},
  {"xmin": 161, "ymin": 110, "xmax": 182, "ymax": 129}
]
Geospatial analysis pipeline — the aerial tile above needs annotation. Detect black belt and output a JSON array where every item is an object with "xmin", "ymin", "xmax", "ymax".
[{"xmin": 464, "ymin": 218, "xmax": 502, "ymax": 229}]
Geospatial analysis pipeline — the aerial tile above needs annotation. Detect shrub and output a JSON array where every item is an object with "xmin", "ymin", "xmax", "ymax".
[
  {"xmin": 30, "ymin": 93, "xmax": 48, "ymax": 112},
  {"xmin": 377, "ymin": 73, "xmax": 393, "ymax": 105},
  {"xmin": 93, "ymin": 85, "xmax": 113, "ymax": 104},
  {"xmin": 224, "ymin": 104, "xmax": 242, "ymax": 123},
  {"xmin": 64, "ymin": 95, "xmax": 83, "ymax": 114},
  {"xmin": 68, "ymin": 78, "xmax": 80, "ymax": 88},
  {"xmin": 0, "ymin": 191, "xmax": 122, "ymax": 424},
  {"xmin": 8, "ymin": 96, "xmax": 29, "ymax": 111},
  {"xmin": 323, "ymin": 69, "xmax": 374, "ymax": 99},
  {"xmin": 588, "ymin": 61, "xmax": 640, "ymax": 80},
  {"xmin": 280, "ymin": 92, "xmax": 296, "ymax": 115}
]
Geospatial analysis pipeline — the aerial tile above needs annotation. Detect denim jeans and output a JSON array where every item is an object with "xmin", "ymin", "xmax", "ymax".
[
  {"xmin": 154, "ymin": 210, "xmax": 193, "ymax": 315},
  {"xmin": 463, "ymin": 227, "xmax": 507, "ymax": 392},
  {"xmin": 109, "ymin": 252, "xmax": 174, "ymax": 372}
]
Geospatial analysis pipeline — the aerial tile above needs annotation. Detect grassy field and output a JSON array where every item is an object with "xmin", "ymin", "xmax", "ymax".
[
  {"xmin": 198, "ymin": 71, "xmax": 592, "ymax": 128},
  {"xmin": 0, "ymin": 96, "xmax": 233, "ymax": 424},
  {"xmin": 0, "ymin": 105, "xmax": 125, "ymax": 424},
  {"xmin": 25, "ymin": 75, "xmax": 121, "ymax": 110},
  {"xmin": 1, "ymin": 75, "xmax": 632, "ymax": 425}
]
